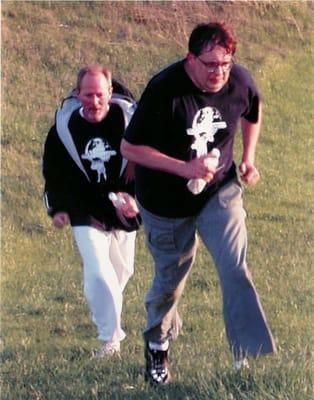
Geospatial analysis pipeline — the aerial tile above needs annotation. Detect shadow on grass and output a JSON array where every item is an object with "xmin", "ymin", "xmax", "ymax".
[
  {"xmin": 112, "ymin": 367, "xmax": 310, "ymax": 399},
  {"xmin": 2, "ymin": 347, "xmax": 311, "ymax": 399},
  {"xmin": 98, "ymin": 370, "xmax": 260, "ymax": 400}
]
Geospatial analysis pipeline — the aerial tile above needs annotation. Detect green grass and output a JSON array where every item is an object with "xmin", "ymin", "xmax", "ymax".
[{"xmin": 1, "ymin": 1, "xmax": 314, "ymax": 399}]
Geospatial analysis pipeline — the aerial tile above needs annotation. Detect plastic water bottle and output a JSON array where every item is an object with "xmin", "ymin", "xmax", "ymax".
[
  {"xmin": 108, "ymin": 192, "xmax": 141, "ymax": 230},
  {"xmin": 108, "ymin": 192, "xmax": 126, "ymax": 208},
  {"xmin": 187, "ymin": 148, "xmax": 221, "ymax": 195}
]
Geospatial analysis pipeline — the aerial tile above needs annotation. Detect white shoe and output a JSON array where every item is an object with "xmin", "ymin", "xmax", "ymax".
[
  {"xmin": 233, "ymin": 358, "xmax": 249, "ymax": 371},
  {"xmin": 94, "ymin": 341, "xmax": 120, "ymax": 358}
]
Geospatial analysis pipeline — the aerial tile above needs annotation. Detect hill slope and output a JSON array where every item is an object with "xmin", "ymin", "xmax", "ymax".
[{"xmin": 2, "ymin": 2, "xmax": 313, "ymax": 399}]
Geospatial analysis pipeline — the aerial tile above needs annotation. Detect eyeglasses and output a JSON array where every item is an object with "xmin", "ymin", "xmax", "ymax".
[{"xmin": 197, "ymin": 57, "xmax": 233, "ymax": 73}]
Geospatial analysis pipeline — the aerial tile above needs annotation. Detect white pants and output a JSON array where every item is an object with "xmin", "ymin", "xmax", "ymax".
[{"xmin": 73, "ymin": 226, "xmax": 136, "ymax": 343}]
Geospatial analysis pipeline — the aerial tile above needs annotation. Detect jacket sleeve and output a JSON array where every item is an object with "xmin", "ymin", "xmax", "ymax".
[{"xmin": 42, "ymin": 125, "xmax": 77, "ymax": 217}]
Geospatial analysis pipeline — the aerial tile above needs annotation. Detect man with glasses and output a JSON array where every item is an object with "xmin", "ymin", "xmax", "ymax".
[{"xmin": 121, "ymin": 22, "xmax": 276, "ymax": 385}]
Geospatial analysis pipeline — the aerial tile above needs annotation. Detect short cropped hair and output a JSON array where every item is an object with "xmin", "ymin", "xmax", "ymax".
[
  {"xmin": 76, "ymin": 64, "xmax": 112, "ymax": 90},
  {"xmin": 188, "ymin": 22, "xmax": 237, "ymax": 56}
]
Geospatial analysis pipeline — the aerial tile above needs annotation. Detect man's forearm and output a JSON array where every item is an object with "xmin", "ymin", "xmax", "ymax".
[{"xmin": 120, "ymin": 139, "xmax": 186, "ymax": 177}]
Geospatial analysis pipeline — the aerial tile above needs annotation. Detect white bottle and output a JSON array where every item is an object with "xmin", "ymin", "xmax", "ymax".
[
  {"xmin": 108, "ymin": 192, "xmax": 126, "ymax": 208},
  {"xmin": 187, "ymin": 148, "xmax": 221, "ymax": 195},
  {"xmin": 108, "ymin": 192, "xmax": 141, "ymax": 230}
]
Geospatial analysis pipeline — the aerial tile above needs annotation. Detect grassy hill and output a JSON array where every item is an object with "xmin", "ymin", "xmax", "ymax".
[{"xmin": 1, "ymin": 2, "xmax": 313, "ymax": 399}]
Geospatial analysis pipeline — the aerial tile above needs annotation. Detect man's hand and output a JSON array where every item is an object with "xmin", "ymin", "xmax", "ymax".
[
  {"xmin": 115, "ymin": 192, "xmax": 139, "ymax": 218},
  {"xmin": 52, "ymin": 212, "xmax": 70, "ymax": 229},
  {"xmin": 239, "ymin": 162, "xmax": 260, "ymax": 187},
  {"xmin": 185, "ymin": 155, "xmax": 218, "ymax": 183}
]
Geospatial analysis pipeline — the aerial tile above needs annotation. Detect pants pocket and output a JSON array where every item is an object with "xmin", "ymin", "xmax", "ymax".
[
  {"xmin": 218, "ymin": 180, "xmax": 243, "ymax": 209},
  {"xmin": 148, "ymin": 225, "xmax": 177, "ymax": 252}
]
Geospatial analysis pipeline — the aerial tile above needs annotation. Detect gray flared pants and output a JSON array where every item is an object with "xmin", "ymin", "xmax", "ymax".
[{"xmin": 139, "ymin": 179, "xmax": 276, "ymax": 359}]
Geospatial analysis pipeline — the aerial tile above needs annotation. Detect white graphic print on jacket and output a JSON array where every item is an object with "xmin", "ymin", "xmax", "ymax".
[
  {"xmin": 81, "ymin": 138, "xmax": 117, "ymax": 182},
  {"xmin": 187, "ymin": 106, "xmax": 226, "ymax": 157}
]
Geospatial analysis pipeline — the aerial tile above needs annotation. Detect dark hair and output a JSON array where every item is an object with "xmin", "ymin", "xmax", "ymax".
[{"xmin": 188, "ymin": 22, "xmax": 236, "ymax": 56}]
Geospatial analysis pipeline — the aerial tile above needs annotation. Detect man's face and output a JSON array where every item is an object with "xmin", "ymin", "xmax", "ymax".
[
  {"xmin": 188, "ymin": 45, "xmax": 233, "ymax": 93},
  {"xmin": 77, "ymin": 72, "xmax": 112, "ymax": 123}
]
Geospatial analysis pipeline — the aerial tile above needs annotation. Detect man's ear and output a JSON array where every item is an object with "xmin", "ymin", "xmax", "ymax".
[
  {"xmin": 186, "ymin": 52, "xmax": 195, "ymax": 62},
  {"xmin": 75, "ymin": 88, "xmax": 80, "ymax": 97}
]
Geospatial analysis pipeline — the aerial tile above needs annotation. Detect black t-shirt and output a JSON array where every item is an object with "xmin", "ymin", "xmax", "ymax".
[
  {"xmin": 51, "ymin": 103, "xmax": 134, "ymax": 229},
  {"xmin": 124, "ymin": 60, "xmax": 260, "ymax": 217},
  {"xmin": 70, "ymin": 104, "xmax": 125, "ymax": 187}
]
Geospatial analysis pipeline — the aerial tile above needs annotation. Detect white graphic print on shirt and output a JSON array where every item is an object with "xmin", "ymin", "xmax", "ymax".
[
  {"xmin": 81, "ymin": 137, "xmax": 117, "ymax": 182},
  {"xmin": 187, "ymin": 107, "xmax": 226, "ymax": 157}
]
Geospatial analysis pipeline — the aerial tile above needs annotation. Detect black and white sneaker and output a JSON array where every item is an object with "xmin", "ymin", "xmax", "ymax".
[{"xmin": 144, "ymin": 342, "xmax": 171, "ymax": 386}]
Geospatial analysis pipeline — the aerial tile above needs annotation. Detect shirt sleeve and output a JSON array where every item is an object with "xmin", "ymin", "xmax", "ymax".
[
  {"xmin": 123, "ymin": 80, "xmax": 170, "ymax": 150},
  {"xmin": 237, "ymin": 66, "xmax": 261, "ymax": 124},
  {"xmin": 242, "ymin": 88, "xmax": 260, "ymax": 123}
]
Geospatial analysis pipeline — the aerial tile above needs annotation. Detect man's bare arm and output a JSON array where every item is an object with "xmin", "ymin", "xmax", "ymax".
[{"xmin": 120, "ymin": 139, "xmax": 217, "ymax": 182}]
